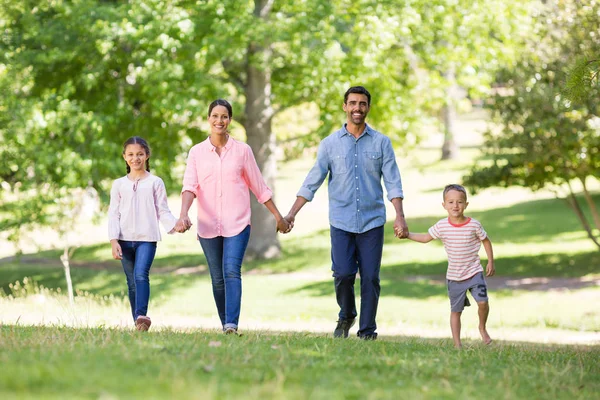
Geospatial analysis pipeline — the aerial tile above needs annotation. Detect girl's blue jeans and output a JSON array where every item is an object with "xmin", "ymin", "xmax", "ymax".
[
  {"xmin": 119, "ymin": 240, "xmax": 157, "ymax": 321},
  {"xmin": 199, "ymin": 225, "xmax": 251, "ymax": 330}
]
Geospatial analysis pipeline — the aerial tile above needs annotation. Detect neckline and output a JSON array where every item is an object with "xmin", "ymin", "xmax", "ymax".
[
  {"xmin": 126, "ymin": 172, "xmax": 151, "ymax": 182},
  {"xmin": 447, "ymin": 217, "xmax": 471, "ymax": 227}
]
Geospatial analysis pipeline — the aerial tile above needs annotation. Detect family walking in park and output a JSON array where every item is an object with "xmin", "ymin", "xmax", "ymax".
[{"xmin": 108, "ymin": 86, "xmax": 495, "ymax": 348}]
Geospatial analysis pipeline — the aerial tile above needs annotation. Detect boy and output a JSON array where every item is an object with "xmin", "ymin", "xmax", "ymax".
[{"xmin": 400, "ymin": 184, "xmax": 495, "ymax": 348}]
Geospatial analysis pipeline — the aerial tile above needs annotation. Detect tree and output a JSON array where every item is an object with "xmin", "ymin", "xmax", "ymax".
[{"xmin": 464, "ymin": 0, "xmax": 600, "ymax": 249}]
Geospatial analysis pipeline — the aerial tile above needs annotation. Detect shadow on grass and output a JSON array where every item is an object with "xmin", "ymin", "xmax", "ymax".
[
  {"xmin": 383, "ymin": 250, "xmax": 600, "ymax": 278},
  {"xmin": 0, "ymin": 261, "xmax": 204, "ymax": 304},
  {"xmin": 288, "ymin": 250, "xmax": 600, "ymax": 299},
  {"xmin": 384, "ymin": 193, "xmax": 600, "ymax": 245}
]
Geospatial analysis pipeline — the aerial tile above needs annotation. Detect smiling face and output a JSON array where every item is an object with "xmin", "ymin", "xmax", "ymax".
[
  {"xmin": 442, "ymin": 189, "xmax": 469, "ymax": 220},
  {"xmin": 343, "ymin": 93, "xmax": 370, "ymax": 126},
  {"xmin": 123, "ymin": 143, "xmax": 149, "ymax": 172},
  {"xmin": 208, "ymin": 105, "xmax": 231, "ymax": 136}
]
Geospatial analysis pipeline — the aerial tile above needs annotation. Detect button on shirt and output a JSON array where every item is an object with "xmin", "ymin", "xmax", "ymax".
[
  {"xmin": 297, "ymin": 124, "xmax": 404, "ymax": 233},
  {"xmin": 108, "ymin": 174, "xmax": 178, "ymax": 241},
  {"xmin": 182, "ymin": 137, "xmax": 273, "ymax": 239}
]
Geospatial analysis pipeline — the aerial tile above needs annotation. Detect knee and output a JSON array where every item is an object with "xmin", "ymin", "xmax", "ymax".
[
  {"xmin": 335, "ymin": 273, "xmax": 356, "ymax": 284},
  {"xmin": 477, "ymin": 301, "xmax": 489, "ymax": 309},
  {"xmin": 223, "ymin": 266, "xmax": 241, "ymax": 280},
  {"xmin": 134, "ymin": 271, "xmax": 150, "ymax": 282}
]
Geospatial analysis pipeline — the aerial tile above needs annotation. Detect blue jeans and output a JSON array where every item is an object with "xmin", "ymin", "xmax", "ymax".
[
  {"xmin": 330, "ymin": 225, "xmax": 384, "ymax": 337},
  {"xmin": 119, "ymin": 241, "xmax": 157, "ymax": 321},
  {"xmin": 199, "ymin": 225, "xmax": 251, "ymax": 330}
]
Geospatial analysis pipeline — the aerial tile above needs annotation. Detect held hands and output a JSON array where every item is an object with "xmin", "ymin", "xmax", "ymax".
[
  {"xmin": 276, "ymin": 217, "xmax": 292, "ymax": 234},
  {"xmin": 175, "ymin": 215, "xmax": 193, "ymax": 233},
  {"xmin": 393, "ymin": 216, "xmax": 409, "ymax": 239}
]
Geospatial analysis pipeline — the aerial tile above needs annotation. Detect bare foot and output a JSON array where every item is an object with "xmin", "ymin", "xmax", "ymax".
[{"xmin": 479, "ymin": 327, "xmax": 492, "ymax": 345}]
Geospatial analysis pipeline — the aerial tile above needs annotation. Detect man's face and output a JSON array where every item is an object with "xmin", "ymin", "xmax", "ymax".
[{"xmin": 343, "ymin": 93, "xmax": 370, "ymax": 125}]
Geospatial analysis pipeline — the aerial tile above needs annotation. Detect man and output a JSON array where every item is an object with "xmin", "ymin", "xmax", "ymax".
[{"xmin": 284, "ymin": 86, "xmax": 408, "ymax": 340}]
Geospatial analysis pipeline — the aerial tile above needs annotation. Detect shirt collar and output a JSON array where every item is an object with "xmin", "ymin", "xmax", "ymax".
[
  {"xmin": 338, "ymin": 123, "xmax": 373, "ymax": 138},
  {"xmin": 205, "ymin": 135, "xmax": 234, "ymax": 152}
]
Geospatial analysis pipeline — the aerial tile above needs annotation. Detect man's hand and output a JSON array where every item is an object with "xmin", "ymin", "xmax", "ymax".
[{"xmin": 393, "ymin": 216, "xmax": 409, "ymax": 239}]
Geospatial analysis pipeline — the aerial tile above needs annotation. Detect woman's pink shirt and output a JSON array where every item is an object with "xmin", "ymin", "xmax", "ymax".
[{"xmin": 182, "ymin": 137, "xmax": 273, "ymax": 238}]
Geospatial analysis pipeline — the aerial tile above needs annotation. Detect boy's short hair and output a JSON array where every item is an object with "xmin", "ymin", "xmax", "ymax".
[{"xmin": 443, "ymin": 184, "xmax": 467, "ymax": 201}]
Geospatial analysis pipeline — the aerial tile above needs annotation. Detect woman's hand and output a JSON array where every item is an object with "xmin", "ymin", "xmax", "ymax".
[{"xmin": 277, "ymin": 217, "xmax": 292, "ymax": 234}]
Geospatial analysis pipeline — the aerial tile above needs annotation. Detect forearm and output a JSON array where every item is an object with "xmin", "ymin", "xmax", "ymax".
[
  {"xmin": 407, "ymin": 232, "xmax": 433, "ymax": 243},
  {"xmin": 482, "ymin": 237, "xmax": 494, "ymax": 263},
  {"xmin": 390, "ymin": 197, "xmax": 405, "ymax": 219},
  {"xmin": 180, "ymin": 191, "xmax": 195, "ymax": 217},
  {"xmin": 287, "ymin": 196, "xmax": 309, "ymax": 218},
  {"xmin": 263, "ymin": 199, "xmax": 283, "ymax": 222}
]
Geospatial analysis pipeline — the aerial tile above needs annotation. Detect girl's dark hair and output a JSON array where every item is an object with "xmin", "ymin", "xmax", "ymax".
[
  {"xmin": 208, "ymin": 99, "xmax": 233, "ymax": 118},
  {"xmin": 122, "ymin": 136, "xmax": 151, "ymax": 173}
]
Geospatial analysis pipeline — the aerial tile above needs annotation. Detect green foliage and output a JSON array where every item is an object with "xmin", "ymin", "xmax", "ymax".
[
  {"xmin": 464, "ymin": 0, "xmax": 600, "ymax": 238},
  {"xmin": 565, "ymin": 57, "xmax": 600, "ymax": 102}
]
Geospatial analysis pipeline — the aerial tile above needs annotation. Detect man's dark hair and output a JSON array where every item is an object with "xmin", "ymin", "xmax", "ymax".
[{"xmin": 344, "ymin": 86, "xmax": 371, "ymax": 106}]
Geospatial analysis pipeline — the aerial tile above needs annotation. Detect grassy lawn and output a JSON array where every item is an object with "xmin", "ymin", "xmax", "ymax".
[
  {"xmin": 1, "ymin": 325, "xmax": 598, "ymax": 400},
  {"xmin": 1, "ymin": 117, "xmax": 599, "ymax": 398}
]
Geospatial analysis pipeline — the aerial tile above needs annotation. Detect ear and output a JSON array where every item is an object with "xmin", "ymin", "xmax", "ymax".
[
  {"xmin": 441, "ymin": 201, "xmax": 445, "ymax": 208},
  {"xmin": 465, "ymin": 201, "xmax": 469, "ymax": 209},
  {"xmin": 122, "ymin": 153, "xmax": 127, "ymax": 161},
  {"xmin": 343, "ymin": 102, "xmax": 348, "ymax": 112}
]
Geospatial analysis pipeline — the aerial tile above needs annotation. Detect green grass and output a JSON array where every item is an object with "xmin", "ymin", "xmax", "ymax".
[
  {"xmin": 1, "ymin": 117, "xmax": 600, "ymax": 398},
  {"xmin": 1, "ymin": 325, "xmax": 598, "ymax": 400}
]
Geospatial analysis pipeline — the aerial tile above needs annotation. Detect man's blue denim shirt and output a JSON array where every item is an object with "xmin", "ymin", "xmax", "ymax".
[{"xmin": 297, "ymin": 124, "xmax": 404, "ymax": 234}]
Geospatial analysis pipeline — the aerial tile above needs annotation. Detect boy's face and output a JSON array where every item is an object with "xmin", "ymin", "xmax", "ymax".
[{"xmin": 442, "ymin": 190, "xmax": 468, "ymax": 218}]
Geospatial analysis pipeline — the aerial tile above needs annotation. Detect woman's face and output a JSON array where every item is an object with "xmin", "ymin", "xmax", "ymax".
[{"xmin": 209, "ymin": 105, "xmax": 231, "ymax": 136}]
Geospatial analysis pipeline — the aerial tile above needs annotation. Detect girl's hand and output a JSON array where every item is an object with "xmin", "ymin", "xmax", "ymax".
[{"xmin": 111, "ymin": 241, "xmax": 123, "ymax": 260}]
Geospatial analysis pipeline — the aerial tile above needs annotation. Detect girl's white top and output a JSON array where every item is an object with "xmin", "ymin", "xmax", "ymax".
[{"xmin": 108, "ymin": 173, "xmax": 177, "ymax": 241}]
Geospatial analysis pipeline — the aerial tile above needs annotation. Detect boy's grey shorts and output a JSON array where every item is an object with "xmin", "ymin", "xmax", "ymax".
[{"xmin": 447, "ymin": 272, "xmax": 488, "ymax": 312}]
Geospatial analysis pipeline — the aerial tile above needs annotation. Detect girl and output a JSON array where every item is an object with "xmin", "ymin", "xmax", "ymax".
[
  {"xmin": 176, "ymin": 99, "xmax": 290, "ymax": 335},
  {"xmin": 108, "ymin": 136, "xmax": 178, "ymax": 331}
]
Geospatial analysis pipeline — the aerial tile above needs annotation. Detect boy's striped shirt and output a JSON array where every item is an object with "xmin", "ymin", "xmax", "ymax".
[{"xmin": 428, "ymin": 217, "xmax": 487, "ymax": 281}]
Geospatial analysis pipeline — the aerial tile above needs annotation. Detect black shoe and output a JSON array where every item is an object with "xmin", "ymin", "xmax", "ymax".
[
  {"xmin": 358, "ymin": 333, "xmax": 378, "ymax": 341},
  {"xmin": 333, "ymin": 318, "xmax": 356, "ymax": 338}
]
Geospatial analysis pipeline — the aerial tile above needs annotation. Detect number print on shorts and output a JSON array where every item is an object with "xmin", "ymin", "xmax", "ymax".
[{"xmin": 476, "ymin": 284, "xmax": 487, "ymax": 299}]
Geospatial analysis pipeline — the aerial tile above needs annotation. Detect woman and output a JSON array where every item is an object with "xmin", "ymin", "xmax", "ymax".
[{"xmin": 176, "ymin": 99, "xmax": 290, "ymax": 335}]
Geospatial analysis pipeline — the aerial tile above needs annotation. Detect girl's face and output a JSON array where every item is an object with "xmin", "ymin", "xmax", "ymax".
[
  {"xmin": 123, "ymin": 144, "xmax": 149, "ymax": 172},
  {"xmin": 209, "ymin": 105, "xmax": 231, "ymax": 136}
]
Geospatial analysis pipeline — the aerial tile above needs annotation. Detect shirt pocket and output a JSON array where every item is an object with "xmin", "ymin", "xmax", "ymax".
[
  {"xmin": 331, "ymin": 154, "xmax": 348, "ymax": 175},
  {"xmin": 363, "ymin": 151, "xmax": 382, "ymax": 173}
]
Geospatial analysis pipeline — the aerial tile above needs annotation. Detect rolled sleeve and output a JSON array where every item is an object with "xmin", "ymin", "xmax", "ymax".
[
  {"xmin": 381, "ymin": 137, "xmax": 404, "ymax": 201},
  {"xmin": 181, "ymin": 147, "xmax": 200, "ymax": 196},
  {"xmin": 296, "ymin": 141, "xmax": 329, "ymax": 202}
]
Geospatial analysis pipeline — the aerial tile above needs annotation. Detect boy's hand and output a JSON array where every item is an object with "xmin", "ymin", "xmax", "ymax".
[{"xmin": 485, "ymin": 262, "xmax": 495, "ymax": 277}]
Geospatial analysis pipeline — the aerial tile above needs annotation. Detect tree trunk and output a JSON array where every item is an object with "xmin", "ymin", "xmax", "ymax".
[
  {"xmin": 60, "ymin": 246, "xmax": 75, "ymax": 304},
  {"xmin": 440, "ymin": 68, "xmax": 460, "ymax": 160},
  {"xmin": 565, "ymin": 184, "xmax": 600, "ymax": 250},
  {"xmin": 580, "ymin": 177, "xmax": 600, "ymax": 231},
  {"xmin": 243, "ymin": 4, "xmax": 279, "ymax": 259}
]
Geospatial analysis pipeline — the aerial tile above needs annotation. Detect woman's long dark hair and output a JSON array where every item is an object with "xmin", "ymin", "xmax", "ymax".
[{"xmin": 122, "ymin": 136, "xmax": 151, "ymax": 173}]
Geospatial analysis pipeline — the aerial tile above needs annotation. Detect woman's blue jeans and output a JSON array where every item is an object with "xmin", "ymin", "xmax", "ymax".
[
  {"xmin": 199, "ymin": 225, "xmax": 251, "ymax": 330},
  {"xmin": 119, "ymin": 241, "xmax": 157, "ymax": 321}
]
